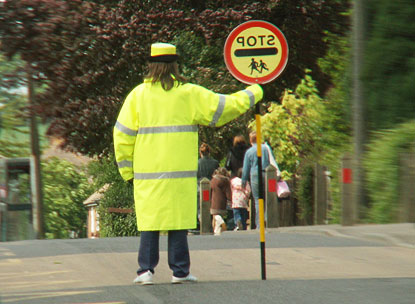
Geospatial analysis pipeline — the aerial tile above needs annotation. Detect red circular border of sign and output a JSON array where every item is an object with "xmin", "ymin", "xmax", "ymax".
[{"xmin": 224, "ymin": 20, "xmax": 289, "ymax": 85}]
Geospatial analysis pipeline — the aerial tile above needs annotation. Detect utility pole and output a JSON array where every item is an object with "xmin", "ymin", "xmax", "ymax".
[
  {"xmin": 27, "ymin": 64, "xmax": 44, "ymax": 239},
  {"xmin": 352, "ymin": 0, "xmax": 367, "ymax": 221}
]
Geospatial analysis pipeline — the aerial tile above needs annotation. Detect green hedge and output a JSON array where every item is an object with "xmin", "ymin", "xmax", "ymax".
[
  {"xmin": 88, "ymin": 155, "xmax": 138, "ymax": 237},
  {"xmin": 42, "ymin": 158, "xmax": 93, "ymax": 239},
  {"xmin": 364, "ymin": 119, "xmax": 415, "ymax": 223}
]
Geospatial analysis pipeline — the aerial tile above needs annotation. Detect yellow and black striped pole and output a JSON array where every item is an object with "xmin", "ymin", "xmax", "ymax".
[{"xmin": 255, "ymin": 103, "xmax": 266, "ymax": 280}]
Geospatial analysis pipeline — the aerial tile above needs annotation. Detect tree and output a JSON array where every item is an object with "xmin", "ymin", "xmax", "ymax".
[
  {"xmin": 254, "ymin": 73, "xmax": 349, "ymax": 223},
  {"xmin": 0, "ymin": 54, "xmax": 30, "ymax": 157},
  {"xmin": 42, "ymin": 157, "xmax": 92, "ymax": 239},
  {"xmin": 255, "ymin": 73, "xmax": 336, "ymax": 176},
  {"xmin": 0, "ymin": 0, "xmax": 350, "ymax": 159},
  {"xmin": 11, "ymin": 156, "xmax": 92, "ymax": 239},
  {"xmin": 362, "ymin": 0, "xmax": 415, "ymax": 131},
  {"xmin": 364, "ymin": 120, "xmax": 415, "ymax": 223}
]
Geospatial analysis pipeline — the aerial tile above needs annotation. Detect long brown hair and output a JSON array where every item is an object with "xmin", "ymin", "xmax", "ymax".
[
  {"xmin": 146, "ymin": 62, "xmax": 186, "ymax": 91},
  {"xmin": 199, "ymin": 143, "xmax": 211, "ymax": 156},
  {"xmin": 233, "ymin": 135, "xmax": 247, "ymax": 146}
]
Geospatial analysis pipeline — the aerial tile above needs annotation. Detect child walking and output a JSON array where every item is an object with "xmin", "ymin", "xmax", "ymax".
[
  {"xmin": 210, "ymin": 167, "xmax": 232, "ymax": 235},
  {"xmin": 231, "ymin": 168, "xmax": 251, "ymax": 231}
]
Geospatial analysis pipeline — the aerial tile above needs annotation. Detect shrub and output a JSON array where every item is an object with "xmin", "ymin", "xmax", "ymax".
[
  {"xmin": 296, "ymin": 164, "xmax": 314, "ymax": 225},
  {"xmin": 42, "ymin": 157, "xmax": 93, "ymax": 239},
  {"xmin": 364, "ymin": 119, "xmax": 415, "ymax": 223},
  {"xmin": 252, "ymin": 73, "xmax": 349, "ymax": 223},
  {"xmin": 88, "ymin": 155, "xmax": 138, "ymax": 237}
]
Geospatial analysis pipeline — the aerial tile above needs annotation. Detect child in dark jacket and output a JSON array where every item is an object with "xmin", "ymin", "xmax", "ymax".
[{"xmin": 210, "ymin": 167, "xmax": 231, "ymax": 235}]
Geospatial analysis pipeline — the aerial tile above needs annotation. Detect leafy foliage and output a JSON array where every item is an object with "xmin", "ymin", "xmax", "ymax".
[
  {"xmin": 0, "ymin": 54, "xmax": 29, "ymax": 157},
  {"xmin": 363, "ymin": 120, "xmax": 415, "ymax": 223},
  {"xmin": 87, "ymin": 155, "xmax": 137, "ymax": 237},
  {"xmin": 253, "ymin": 73, "xmax": 349, "ymax": 222},
  {"xmin": 42, "ymin": 157, "xmax": 93, "ymax": 239},
  {"xmin": 315, "ymin": 23, "xmax": 353, "ymax": 224},
  {"xmin": 0, "ymin": 0, "xmax": 350, "ymax": 158},
  {"xmin": 296, "ymin": 164, "xmax": 314, "ymax": 225},
  {"xmin": 256, "ymin": 73, "xmax": 328, "ymax": 176},
  {"xmin": 362, "ymin": 0, "xmax": 415, "ymax": 130},
  {"xmin": 317, "ymin": 29, "xmax": 352, "ymax": 137}
]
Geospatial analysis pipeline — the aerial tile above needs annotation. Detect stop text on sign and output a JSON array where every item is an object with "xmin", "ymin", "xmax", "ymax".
[
  {"xmin": 236, "ymin": 35, "xmax": 276, "ymax": 47},
  {"xmin": 235, "ymin": 35, "xmax": 277, "ymax": 58}
]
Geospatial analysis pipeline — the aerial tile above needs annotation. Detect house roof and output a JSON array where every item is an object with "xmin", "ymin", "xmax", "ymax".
[{"xmin": 83, "ymin": 183, "xmax": 110, "ymax": 206}]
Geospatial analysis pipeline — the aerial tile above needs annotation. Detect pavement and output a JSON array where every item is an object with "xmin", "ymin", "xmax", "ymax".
[
  {"xmin": 273, "ymin": 222, "xmax": 415, "ymax": 249},
  {"xmin": 0, "ymin": 223, "xmax": 414, "ymax": 304}
]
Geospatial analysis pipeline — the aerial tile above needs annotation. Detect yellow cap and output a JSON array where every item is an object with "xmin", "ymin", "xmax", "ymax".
[
  {"xmin": 151, "ymin": 43, "xmax": 176, "ymax": 56},
  {"xmin": 150, "ymin": 43, "xmax": 178, "ymax": 62}
]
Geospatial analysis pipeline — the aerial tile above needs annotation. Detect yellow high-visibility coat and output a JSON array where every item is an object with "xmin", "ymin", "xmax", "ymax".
[{"xmin": 113, "ymin": 78, "xmax": 262, "ymax": 231}]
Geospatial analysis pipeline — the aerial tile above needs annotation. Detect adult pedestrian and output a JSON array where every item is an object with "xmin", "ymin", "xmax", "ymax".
[
  {"xmin": 241, "ymin": 131, "xmax": 273, "ymax": 229},
  {"xmin": 197, "ymin": 143, "xmax": 219, "ymax": 182},
  {"xmin": 196, "ymin": 143, "xmax": 219, "ymax": 228},
  {"xmin": 113, "ymin": 43, "xmax": 263, "ymax": 285},
  {"xmin": 225, "ymin": 135, "xmax": 250, "ymax": 178}
]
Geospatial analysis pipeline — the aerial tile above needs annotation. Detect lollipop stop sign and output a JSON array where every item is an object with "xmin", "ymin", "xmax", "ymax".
[
  {"xmin": 224, "ymin": 20, "xmax": 289, "ymax": 281},
  {"xmin": 224, "ymin": 20, "xmax": 289, "ymax": 84}
]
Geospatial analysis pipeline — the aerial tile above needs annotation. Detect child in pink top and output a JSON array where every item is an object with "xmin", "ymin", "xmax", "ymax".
[{"xmin": 230, "ymin": 168, "xmax": 251, "ymax": 230}]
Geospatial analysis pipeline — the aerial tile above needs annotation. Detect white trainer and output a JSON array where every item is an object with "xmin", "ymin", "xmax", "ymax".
[
  {"xmin": 171, "ymin": 273, "xmax": 198, "ymax": 284},
  {"xmin": 133, "ymin": 270, "xmax": 153, "ymax": 285}
]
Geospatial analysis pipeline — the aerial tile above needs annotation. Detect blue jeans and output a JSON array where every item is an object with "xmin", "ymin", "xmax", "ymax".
[
  {"xmin": 137, "ymin": 230, "xmax": 190, "ymax": 278},
  {"xmin": 251, "ymin": 173, "xmax": 266, "ymax": 229},
  {"xmin": 233, "ymin": 208, "xmax": 248, "ymax": 230}
]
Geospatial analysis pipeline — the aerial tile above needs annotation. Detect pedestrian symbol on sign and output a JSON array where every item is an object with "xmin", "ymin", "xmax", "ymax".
[
  {"xmin": 259, "ymin": 60, "xmax": 269, "ymax": 73},
  {"xmin": 249, "ymin": 58, "xmax": 260, "ymax": 75},
  {"xmin": 248, "ymin": 58, "xmax": 270, "ymax": 75}
]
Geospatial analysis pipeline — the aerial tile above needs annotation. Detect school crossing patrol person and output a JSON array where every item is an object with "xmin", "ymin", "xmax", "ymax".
[{"xmin": 113, "ymin": 42, "xmax": 263, "ymax": 285}]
